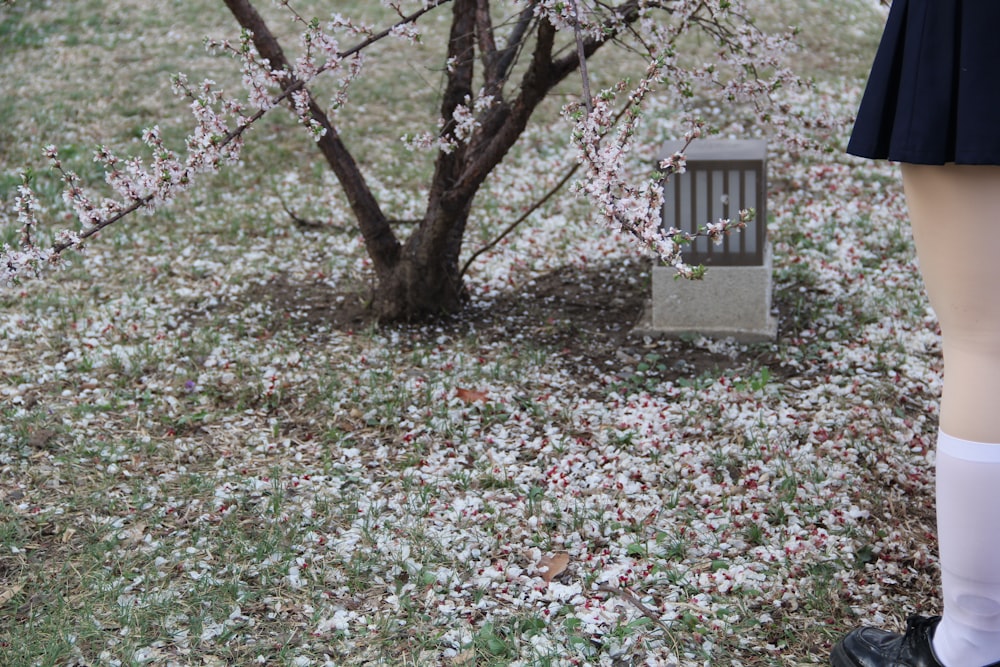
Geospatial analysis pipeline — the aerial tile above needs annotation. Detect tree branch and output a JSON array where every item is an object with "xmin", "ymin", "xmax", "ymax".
[
  {"xmin": 568, "ymin": 0, "xmax": 594, "ymax": 113},
  {"xmin": 435, "ymin": 0, "xmax": 477, "ymax": 146},
  {"xmin": 439, "ymin": 14, "xmax": 556, "ymax": 209},
  {"xmin": 422, "ymin": 0, "xmax": 477, "ymax": 225},
  {"xmin": 475, "ymin": 0, "xmax": 501, "ymax": 92},
  {"xmin": 221, "ymin": 0, "xmax": 406, "ymax": 272},
  {"xmin": 548, "ymin": 0, "xmax": 645, "ymax": 82},
  {"xmin": 446, "ymin": 0, "xmax": 650, "ymax": 208},
  {"xmin": 51, "ymin": 102, "xmax": 271, "ymax": 255},
  {"xmin": 495, "ymin": 6, "xmax": 534, "ymax": 83},
  {"xmin": 473, "ymin": 3, "xmax": 535, "ymax": 101}
]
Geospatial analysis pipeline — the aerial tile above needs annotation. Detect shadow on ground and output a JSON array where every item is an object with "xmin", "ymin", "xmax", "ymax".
[{"xmin": 237, "ymin": 257, "xmax": 809, "ymax": 389}]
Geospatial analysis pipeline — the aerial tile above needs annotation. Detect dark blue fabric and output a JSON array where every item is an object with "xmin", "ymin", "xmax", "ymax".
[{"xmin": 847, "ymin": 0, "xmax": 1000, "ymax": 165}]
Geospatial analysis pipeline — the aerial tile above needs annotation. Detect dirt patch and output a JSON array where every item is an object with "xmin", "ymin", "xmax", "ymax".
[{"xmin": 237, "ymin": 274, "xmax": 374, "ymax": 333}]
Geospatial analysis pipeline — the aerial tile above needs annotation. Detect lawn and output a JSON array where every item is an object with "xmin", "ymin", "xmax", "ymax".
[{"xmin": 0, "ymin": 1, "xmax": 942, "ymax": 665}]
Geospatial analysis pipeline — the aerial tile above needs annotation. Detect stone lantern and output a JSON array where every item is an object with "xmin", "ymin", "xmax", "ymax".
[{"xmin": 646, "ymin": 139, "xmax": 777, "ymax": 341}]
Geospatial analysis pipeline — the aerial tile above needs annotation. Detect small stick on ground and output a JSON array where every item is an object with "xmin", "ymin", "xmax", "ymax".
[{"xmin": 597, "ymin": 583, "xmax": 682, "ymax": 653}]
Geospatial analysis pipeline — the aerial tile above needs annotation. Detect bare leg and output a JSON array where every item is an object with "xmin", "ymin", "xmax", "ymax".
[
  {"xmin": 902, "ymin": 163, "xmax": 1000, "ymax": 666},
  {"xmin": 903, "ymin": 164, "xmax": 1000, "ymax": 443}
]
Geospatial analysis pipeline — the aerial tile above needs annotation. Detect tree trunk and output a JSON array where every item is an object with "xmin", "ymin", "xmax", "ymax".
[
  {"xmin": 373, "ymin": 199, "xmax": 473, "ymax": 322},
  {"xmin": 373, "ymin": 251, "xmax": 467, "ymax": 322},
  {"xmin": 367, "ymin": 0, "xmax": 476, "ymax": 322},
  {"xmin": 221, "ymin": 0, "xmax": 644, "ymax": 323}
]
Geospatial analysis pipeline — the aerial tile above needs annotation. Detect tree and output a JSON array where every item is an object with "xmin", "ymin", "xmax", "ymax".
[{"xmin": 4, "ymin": 0, "xmax": 833, "ymax": 321}]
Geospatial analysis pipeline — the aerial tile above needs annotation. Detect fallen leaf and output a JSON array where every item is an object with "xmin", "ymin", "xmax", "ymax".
[
  {"xmin": 450, "ymin": 648, "xmax": 477, "ymax": 666},
  {"xmin": 118, "ymin": 523, "xmax": 147, "ymax": 546},
  {"xmin": 0, "ymin": 584, "xmax": 23, "ymax": 607},
  {"xmin": 537, "ymin": 552, "xmax": 570, "ymax": 582},
  {"xmin": 456, "ymin": 387, "xmax": 488, "ymax": 403}
]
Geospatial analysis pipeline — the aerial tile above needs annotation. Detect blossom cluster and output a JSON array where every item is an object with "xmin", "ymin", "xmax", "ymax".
[
  {"xmin": 565, "ymin": 0, "xmax": 848, "ymax": 274},
  {"xmin": 2, "ymin": 0, "xmax": 845, "ymax": 287},
  {"xmin": 568, "ymin": 68, "xmax": 746, "ymax": 278},
  {"xmin": 402, "ymin": 91, "xmax": 499, "ymax": 154},
  {"xmin": 1, "ymin": 0, "xmax": 434, "ymax": 286}
]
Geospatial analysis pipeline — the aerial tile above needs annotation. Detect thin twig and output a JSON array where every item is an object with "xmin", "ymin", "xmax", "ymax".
[
  {"xmin": 279, "ymin": 196, "xmax": 333, "ymax": 230},
  {"xmin": 596, "ymin": 583, "xmax": 684, "ymax": 654},
  {"xmin": 340, "ymin": 0, "xmax": 453, "ymax": 60},
  {"xmin": 459, "ymin": 162, "xmax": 580, "ymax": 279}
]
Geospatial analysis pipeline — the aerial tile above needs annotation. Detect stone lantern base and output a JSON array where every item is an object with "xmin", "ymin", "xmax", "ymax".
[{"xmin": 634, "ymin": 244, "xmax": 778, "ymax": 342}]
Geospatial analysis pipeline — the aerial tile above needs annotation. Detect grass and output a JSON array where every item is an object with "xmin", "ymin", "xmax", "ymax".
[{"xmin": 0, "ymin": 0, "xmax": 946, "ymax": 665}]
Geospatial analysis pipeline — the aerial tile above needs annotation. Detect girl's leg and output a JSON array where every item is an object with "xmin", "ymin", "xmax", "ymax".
[
  {"xmin": 903, "ymin": 163, "xmax": 1000, "ymax": 666},
  {"xmin": 904, "ymin": 164, "xmax": 1000, "ymax": 443}
]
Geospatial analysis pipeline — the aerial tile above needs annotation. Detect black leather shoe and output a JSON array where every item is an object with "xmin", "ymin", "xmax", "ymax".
[
  {"xmin": 831, "ymin": 615, "xmax": 947, "ymax": 667},
  {"xmin": 831, "ymin": 614, "xmax": 1000, "ymax": 667}
]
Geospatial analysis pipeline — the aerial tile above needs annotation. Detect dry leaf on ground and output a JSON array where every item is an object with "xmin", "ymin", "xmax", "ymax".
[
  {"xmin": 450, "ymin": 648, "xmax": 477, "ymax": 666},
  {"xmin": 537, "ymin": 552, "xmax": 570, "ymax": 582},
  {"xmin": 0, "ymin": 584, "xmax": 23, "ymax": 607},
  {"xmin": 456, "ymin": 387, "xmax": 488, "ymax": 403}
]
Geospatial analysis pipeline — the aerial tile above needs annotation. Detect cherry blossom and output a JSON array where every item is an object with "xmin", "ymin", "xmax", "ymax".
[{"xmin": 1, "ymin": 0, "xmax": 845, "ymax": 287}]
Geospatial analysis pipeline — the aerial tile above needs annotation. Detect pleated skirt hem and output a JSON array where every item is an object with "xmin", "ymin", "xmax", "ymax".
[{"xmin": 848, "ymin": 0, "xmax": 1000, "ymax": 166}]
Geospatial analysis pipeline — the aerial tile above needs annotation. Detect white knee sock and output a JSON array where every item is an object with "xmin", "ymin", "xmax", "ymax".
[{"xmin": 933, "ymin": 431, "xmax": 1000, "ymax": 667}]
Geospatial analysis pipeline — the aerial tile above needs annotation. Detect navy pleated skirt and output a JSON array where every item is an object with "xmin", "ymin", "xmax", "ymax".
[{"xmin": 847, "ymin": 0, "xmax": 1000, "ymax": 165}]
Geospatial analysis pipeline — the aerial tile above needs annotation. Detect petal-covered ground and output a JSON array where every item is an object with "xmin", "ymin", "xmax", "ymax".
[{"xmin": 0, "ymin": 1, "xmax": 941, "ymax": 665}]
